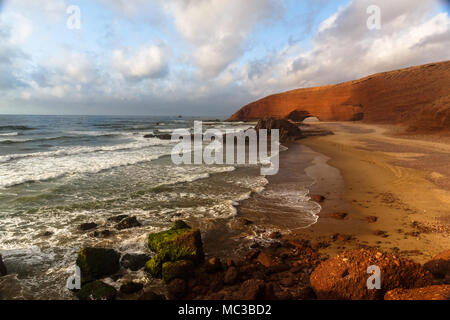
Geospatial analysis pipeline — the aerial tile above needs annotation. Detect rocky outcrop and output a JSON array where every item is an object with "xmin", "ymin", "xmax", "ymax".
[
  {"xmin": 310, "ymin": 249, "xmax": 433, "ymax": 300},
  {"xmin": 145, "ymin": 221, "xmax": 204, "ymax": 279},
  {"xmin": 228, "ymin": 61, "xmax": 450, "ymax": 133},
  {"xmin": 254, "ymin": 118, "xmax": 303, "ymax": 143},
  {"xmin": 384, "ymin": 285, "xmax": 450, "ymax": 300},
  {"xmin": 76, "ymin": 247, "xmax": 121, "ymax": 283},
  {"xmin": 424, "ymin": 250, "xmax": 450, "ymax": 281},
  {"xmin": 0, "ymin": 254, "xmax": 7, "ymax": 276},
  {"xmin": 77, "ymin": 281, "xmax": 117, "ymax": 300},
  {"xmin": 121, "ymin": 253, "xmax": 151, "ymax": 271},
  {"xmin": 116, "ymin": 216, "xmax": 142, "ymax": 230}
]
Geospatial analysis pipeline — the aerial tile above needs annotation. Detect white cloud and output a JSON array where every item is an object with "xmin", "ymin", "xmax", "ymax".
[
  {"xmin": 162, "ymin": 0, "xmax": 281, "ymax": 78},
  {"xmin": 112, "ymin": 45, "xmax": 170, "ymax": 81},
  {"xmin": 240, "ymin": 0, "xmax": 450, "ymax": 97}
]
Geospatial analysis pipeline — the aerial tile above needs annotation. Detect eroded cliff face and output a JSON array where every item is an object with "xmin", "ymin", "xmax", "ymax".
[{"xmin": 228, "ymin": 61, "xmax": 450, "ymax": 132}]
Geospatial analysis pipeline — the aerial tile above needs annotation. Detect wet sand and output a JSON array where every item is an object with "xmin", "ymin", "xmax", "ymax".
[{"xmin": 297, "ymin": 122, "xmax": 450, "ymax": 263}]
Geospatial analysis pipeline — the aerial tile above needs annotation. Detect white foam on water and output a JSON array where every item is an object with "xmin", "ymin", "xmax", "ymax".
[{"xmin": 0, "ymin": 132, "xmax": 19, "ymax": 136}]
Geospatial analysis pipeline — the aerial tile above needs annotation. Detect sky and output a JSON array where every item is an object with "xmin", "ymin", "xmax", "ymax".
[{"xmin": 0, "ymin": 0, "xmax": 449, "ymax": 117}]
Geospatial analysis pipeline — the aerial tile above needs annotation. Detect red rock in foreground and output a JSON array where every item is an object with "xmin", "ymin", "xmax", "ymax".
[
  {"xmin": 228, "ymin": 61, "xmax": 450, "ymax": 133},
  {"xmin": 384, "ymin": 285, "xmax": 450, "ymax": 300},
  {"xmin": 309, "ymin": 249, "xmax": 433, "ymax": 300}
]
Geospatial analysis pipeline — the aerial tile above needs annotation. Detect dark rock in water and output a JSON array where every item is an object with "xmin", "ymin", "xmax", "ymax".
[
  {"xmin": 424, "ymin": 250, "xmax": 450, "ymax": 279},
  {"xmin": 145, "ymin": 133, "xmax": 172, "ymax": 140},
  {"xmin": 138, "ymin": 291, "xmax": 166, "ymax": 300},
  {"xmin": 0, "ymin": 254, "xmax": 7, "ymax": 276},
  {"xmin": 39, "ymin": 231, "xmax": 53, "ymax": 237},
  {"xmin": 168, "ymin": 279, "xmax": 188, "ymax": 299},
  {"xmin": 116, "ymin": 216, "xmax": 142, "ymax": 230},
  {"xmin": 79, "ymin": 222, "xmax": 98, "ymax": 231},
  {"xmin": 76, "ymin": 247, "xmax": 121, "ymax": 283},
  {"xmin": 254, "ymin": 118, "xmax": 304, "ymax": 143},
  {"xmin": 145, "ymin": 221, "xmax": 204, "ymax": 279},
  {"xmin": 91, "ymin": 230, "xmax": 112, "ymax": 238},
  {"xmin": 120, "ymin": 281, "xmax": 144, "ymax": 294},
  {"xmin": 121, "ymin": 253, "xmax": 151, "ymax": 271},
  {"xmin": 162, "ymin": 260, "xmax": 195, "ymax": 283},
  {"xmin": 77, "ymin": 281, "xmax": 117, "ymax": 300},
  {"xmin": 237, "ymin": 218, "xmax": 253, "ymax": 226},
  {"xmin": 224, "ymin": 266, "xmax": 238, "ymax": 285},
  {"xmin": 310, "ymin": 248, "xmax": 433, "ymax": 300},
  {"xmin": 384, "ymin": 285, "xmax": 450, "ymax": 300},
  {"xmin": 268, "ymin": 231, "xmax": 282, "ymax": 239},
  {"xmin": 238, "ymin": 279, "xmax": 266, "ymax": 300},
  {"xmin": 107, "ymin": 215, "xmax": 129, "ymax": 223}
]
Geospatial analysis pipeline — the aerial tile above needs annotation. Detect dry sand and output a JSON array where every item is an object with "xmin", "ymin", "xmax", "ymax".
[{"xmin": 297, "ymin": 122, "xmax": 450, "ymax": 263}]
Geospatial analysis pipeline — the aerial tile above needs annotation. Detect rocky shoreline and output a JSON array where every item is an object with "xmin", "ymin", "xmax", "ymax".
[{"xmin": 67, "ymin": 219, "xmax": 449, "ymax": 300}]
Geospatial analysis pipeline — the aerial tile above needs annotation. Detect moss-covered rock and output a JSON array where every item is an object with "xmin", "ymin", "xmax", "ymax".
[
  {"xmin": 77, "ymin": 281, "xmax": 117, "ymax": 300},
  {"xmin": 76, "ymin": 247, "xmax": 121, "ymax": 283},
  {"xmin": 145, "ymin": 255, "xmax": 165, "ymax": 278},
  {"xmin": 120, "ymin": 281, "xmax": 144, "ymax": 294},
  {"xmin": 162, "ymin": 260, "xmax": 195, "ymax": 283},
  {"xmin": 147, "ymin": 221, "xmax": 204, "ymax": 263},
  {"xmin": 145, "ymin": 221, "xmax": 204, "ymax": 279}
]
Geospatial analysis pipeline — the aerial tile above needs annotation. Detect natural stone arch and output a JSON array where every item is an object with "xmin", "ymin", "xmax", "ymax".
[{"xmin": 286, "ymin": 110, "xmax": 313, "ymax": 122}]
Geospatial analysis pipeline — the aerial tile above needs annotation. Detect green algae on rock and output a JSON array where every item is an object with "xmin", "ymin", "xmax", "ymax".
[
  {"xmin": 77, "ymin": 281, "xmax": 117, "ymax": 300},
  {"xmin": 145, "ymin": 221, "xmax": 204, "ymax": 279},
  {"xmin": 76, "ymin": 247, "xmax": 121, "ymax": 283}
]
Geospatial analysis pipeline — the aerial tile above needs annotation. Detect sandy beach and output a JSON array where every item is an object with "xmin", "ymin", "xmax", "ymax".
[{"xmin": 296, "ymin": 122, "xmax": 450, "ymax": 263}]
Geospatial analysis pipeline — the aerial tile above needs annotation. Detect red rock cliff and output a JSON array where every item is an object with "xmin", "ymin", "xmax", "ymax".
[{"xmin": 228, "ymin": 61, "xmax": 450, "ymax": 132}]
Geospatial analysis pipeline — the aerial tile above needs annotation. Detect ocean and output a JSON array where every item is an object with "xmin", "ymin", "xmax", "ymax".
[{"xmin": 0, "ymin": 115, "xmax": 319, "ymax": 299}]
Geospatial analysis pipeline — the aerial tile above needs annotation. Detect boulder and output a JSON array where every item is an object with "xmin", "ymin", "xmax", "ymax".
[
  {"xmin": 120, "ymin": 281, "xmax": 144, "ymax": 294},
  {"xmin": 116, "ymin": 216, "xmax": 142, "ymax": 230},
  {"xmin": 77, "ymin": 281, "xmax": 117, "ymax": 300},
  {"xmin": 310, "ymin": 248, "xmax": 433, "ymax": 300},
  {"xmin": 0, "ymin": 255, "xmax": 7, "ymax": 276},
  {"xmin": 424, "ymin": 250, "xmax": 450, "ymax": 279},
  {"xmin": 107, "ymin": 214, "xmax": 129, "ymax": 223},
  {"xmin": 224, "ymin": 266, "xmax": 238, "ymax": 285},
  {"xmin": 138, "ymin": 291, "xmax": 166, "ymax": 300},
  {"xmin": 237, "ymin": 279, "xmax": 266, "ymax": 300},
  {"xmin": 205, "ymin": 258, "xmax": 223, "ymax": 273},
  {"xmin": 79, "ymin": 222, "xmax": 97, "ymax": 231},
  {"xmin": 145, "ymin": 221, "xmax": 204, "ymax": 279},
  {"xmin": 254, "ymin": 118, "xmax": 304, "ymax": 143},
  {"xmin": 76, "ymin": 247, "xmax": 121, "ymax": 283},
  {"xmin": 168, "ymin": 279, "xmax": 188, "ymax": 299},
  {"xmin": 162, "ymin": 260, "xmax": 195, "ymax": 283},
  {"xmin": 384, "ymin": 285, "xmax": 450, "ymax": 300},
  {"xmin": 91, "ymin": 230, "xmax": 112, "ymax": 238},
  {"xmin": 121, "ymin": 253, "xmax": 151, "ymax": 271}
]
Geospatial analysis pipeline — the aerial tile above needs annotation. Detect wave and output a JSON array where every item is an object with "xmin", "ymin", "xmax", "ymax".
[
  {"xmin": 0, "ymin": 144, "xmax": 174, "ymax": 188},
  {"xmin": 0, "ymin": 125, "xmax": 35, "ymax": 131},
  {"xmin": 0, "ymin": 136, "xmax": 173, "ymax": 163},
  {"xmin": 0, "ymin": 132, "xmax": 19, "ymax": 136}
]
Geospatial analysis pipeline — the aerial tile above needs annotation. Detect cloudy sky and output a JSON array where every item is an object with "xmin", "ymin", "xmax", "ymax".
[{"xmin": 0, "ymin": 0, "xmax": 449, "ymax": 116}]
